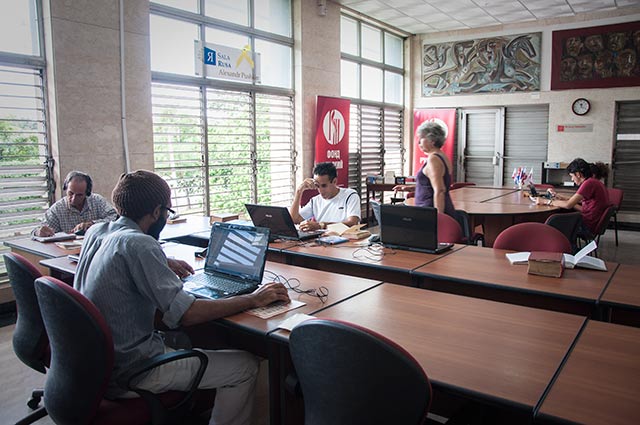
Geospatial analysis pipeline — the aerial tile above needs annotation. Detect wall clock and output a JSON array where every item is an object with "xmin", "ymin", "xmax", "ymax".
[{"xmin": 572, "ymin": 98, "xmax": 590, "ymax": 116}]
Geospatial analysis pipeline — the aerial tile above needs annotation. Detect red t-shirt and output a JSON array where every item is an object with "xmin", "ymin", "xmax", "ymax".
[{"xmin": 577, "ymin": 177, "xmax": 609, "ymax": 234}]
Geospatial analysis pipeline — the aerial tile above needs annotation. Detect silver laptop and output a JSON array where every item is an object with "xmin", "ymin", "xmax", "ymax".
[
  {"xmin": 245, "ymin": 204, "xmax": 323, "ymax": 241},
  {"xmin": 380, "ymin": 204, "xmax": 453, "ymax": 254},
  {"xmin": 182, "ymin": 222, "xmax": 270, "ymax": 299}
]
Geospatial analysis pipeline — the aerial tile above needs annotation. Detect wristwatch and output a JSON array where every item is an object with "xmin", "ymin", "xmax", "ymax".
[{"xmin": 319, "ymin": 222, "xmax": 327, "ymax": 230}]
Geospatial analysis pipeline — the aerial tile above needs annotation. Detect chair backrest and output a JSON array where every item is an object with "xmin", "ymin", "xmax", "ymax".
[
  {"xmin": 35, "ymin": 276, "xmax": 114, "ymax": 425},
  {"xmin": 607, "ymin": 188, "xmax": 623, "ymax": 209},
  {"xmin": 493, "ymin": 222, "xmax": 572, "ymax": 253},
  {"xmin": 3, "ymin": 252, "xmax": 48, "ymax": 373},
  {"xmin": 370, "ymin": 199, "xmax": 382, "ymax": 225},
  {"xmin": 290, "ymin": 319, "xmax": 432, "ymax": 425},
  {"xmin": 593, "ymin": 205, "xmax": 617, "ymax": 237},
  {"xmin": 437, "ymin": 213, "xmax": 464, "ymax": 244},
  {"xmin": 545, "ymin": 212, "xmax": 582, "ymax": 248},
  {"xmin": 300, "ymin": 189, "xmax": 319, "ymax": 207},
  {"xmin": 450, "ymin": 182, "xmax": 476, "ymax": 190}
]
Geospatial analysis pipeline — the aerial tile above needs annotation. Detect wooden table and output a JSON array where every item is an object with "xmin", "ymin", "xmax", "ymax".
[
  {"xmin": 159, "ymin": 215, "xmax": 211, "ymax": 242},
  {"xmin": 449, "ymin": 187, "xmax": 560, "ymax": 246},
  {"xmin": 272, "ymin": 284, "xmax": 586, "ymax": 421},
  {"xmin": 413, "ymin": 245, "xmax": 617, "ymax": 316},
  {"xmin": 281, "ymin": 242, "xmax": 464, "ymax": 286},
  {"xmin": 536, "ymin": 320, "xmax": 640, "ymax": 425},
  {"xmin": 600, "ymin": 264, "xmax": 640, "ymax": 327}
]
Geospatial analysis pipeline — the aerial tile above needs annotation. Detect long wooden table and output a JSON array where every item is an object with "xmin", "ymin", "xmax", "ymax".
[
  {"xmin": 599, "ymin": 264, "xmax": 640, "ymax": 327},
  {"xmin": 536, "ymin": 320, "xmax": 640, "ymax": 425},
  {"xmin": 449, "ymin": 186, "xmax": 560, "ymax": 246},
  {"xmin": 271, "ymin": 284, "xmax": 586, "ymax": 423},
  {"xmin": 413, "ymin": 245, "xmax": 617, "ymax": 316}
]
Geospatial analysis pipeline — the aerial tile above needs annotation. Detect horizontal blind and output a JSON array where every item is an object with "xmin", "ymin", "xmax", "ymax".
[
  {"xmin": 613, "ymin": 101, "xmax": 640, "ymax": 212},
  {"xmin": 152, "ymin": 83, "xmax": 206, "ymax": 215},
  {"xmin": 206, "ymin": 88, "xmax": 254, "ymax": 215},
  {"xmin": 0, "ymin": 65, "xmax": 49, "ymax": 276},
  {"xmin": 255, "ymin": 93, "xmax": 295, "ymax": 207},
  {"xmin": 348, "ymin": 104, "xmax": 361, "ymax": 201},
  {"xmin": 383, "ymin": 107, "xmax": 404, "ymax": 177},
  {"xmin": 503, "ymin": 105, "xmax": 549, "ymax": 185}
]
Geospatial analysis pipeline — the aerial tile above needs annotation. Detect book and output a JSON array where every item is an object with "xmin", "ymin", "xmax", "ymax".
[
  {"xmin": 167, "ymin": 217, "xmax": 187, "ymax": 224},
  {"xmin": 505, "ymin": 252, "xmax": 530, "ymax": 265},
  {"xmin": 562, "ymin": 241, "xmax": 607, "ymax": 271},
  {"xmin": 55, "ymin": 240, "xmax": 83, "ymax": 250},
  {"xmin": 527, "ymin": 251, "xmax": 564, "ymax": 278},
  {"xmin": 325, "ymin": 222, "xmax": 371, "ymax": 240},
  {"xmin": 32, "ymin": 232, "xmax": 76, "ymax": 243},
  {"xmin": 210, "ymin": 213, "xmax": 239, "ymax": 224}
]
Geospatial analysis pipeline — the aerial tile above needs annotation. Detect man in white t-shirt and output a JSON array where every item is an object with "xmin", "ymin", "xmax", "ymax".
[{"xmin": 290, "ymin": 162, "xmax": 361, "ymax": 232}]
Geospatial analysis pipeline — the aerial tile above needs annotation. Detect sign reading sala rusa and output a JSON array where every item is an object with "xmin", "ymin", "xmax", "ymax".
[
  {"xmin": 315, "ymin": 96, "xmax": 350, "ymax": 188},
  {"xmin": 194, "ymin": 40, "xmax": 261, "ymax": 83},
  {"xmin": 413, "ymin": 109, "xmax": 456, "ymax": 176}
]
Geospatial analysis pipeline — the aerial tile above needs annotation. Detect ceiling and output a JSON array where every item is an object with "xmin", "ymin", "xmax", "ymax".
[{"xmin": 337, "ymin": 0, "xmax": 640, "ymax": 34}]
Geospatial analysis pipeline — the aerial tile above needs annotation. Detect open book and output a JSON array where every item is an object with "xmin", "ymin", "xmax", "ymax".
[
  {"xmin": 325, "ymin": 222, "xmax": 371, "ymax": 240},
  {"xmin": 505, "ymin": 240, "xmax": 607, "ymax": 271},
  {"xmin": 32, "ymin": 232, "xmax": 76, "ymax": 243}
]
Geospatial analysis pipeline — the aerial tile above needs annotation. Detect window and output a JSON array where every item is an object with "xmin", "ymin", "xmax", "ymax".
[
  {"xmin": 0, "ymin": 0, "xmax": 50, "ymax": 279},
  {"xmin": 340, "ymin": 14, "xmax": 405, "ymax": 210},
  {"xmin": 151, "ymin": 1, "xmax": 294, "ymax": 217}
]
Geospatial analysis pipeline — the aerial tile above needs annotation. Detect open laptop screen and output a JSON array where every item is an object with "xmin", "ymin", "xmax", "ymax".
[
  {"xmin": 205, "ymin": 222, "xmax": 269, "ymax": 282},
  {"xmin": 380, "ymin": 204, "xmax": 439, "ymax": 252}
]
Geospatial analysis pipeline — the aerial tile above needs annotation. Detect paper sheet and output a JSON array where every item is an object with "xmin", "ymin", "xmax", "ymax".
[{"xmin": 244, "ymin": 300, "xmax": 306, "ymax": 319}]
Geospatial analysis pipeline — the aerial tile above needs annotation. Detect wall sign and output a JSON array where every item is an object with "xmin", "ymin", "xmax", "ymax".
[{"xmin": 557, "ymin": 124, "xmax": 594, "ymax": 133}]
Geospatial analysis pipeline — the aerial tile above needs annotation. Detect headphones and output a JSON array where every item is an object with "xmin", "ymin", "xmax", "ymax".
[{"xmin": 63, "ymin": 171, "xmax": 93, "ymax": 196}]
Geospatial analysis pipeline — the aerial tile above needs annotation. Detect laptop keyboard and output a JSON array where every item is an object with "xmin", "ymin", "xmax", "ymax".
[{"xmin": 186, "ymin": 273, "xmax": 250, "ymax": 294}]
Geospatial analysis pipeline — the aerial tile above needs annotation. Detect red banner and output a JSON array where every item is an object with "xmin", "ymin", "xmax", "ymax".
[
  {"xmin": 315, "ymin": 96, "xmax": 350, "ymax": 187},
  {"xmin": 412, "ymin": 109, "xmax": 456, "ymax": 176}
]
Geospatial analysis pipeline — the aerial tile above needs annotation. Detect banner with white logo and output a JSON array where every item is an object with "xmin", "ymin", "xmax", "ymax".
[
  {"xmin": 194, "ymin": 40, "xmax": 261, "ymax": 83},
  {"xmin": 315, "ymin": 96, "xmax": 350, "ymax": 188}
]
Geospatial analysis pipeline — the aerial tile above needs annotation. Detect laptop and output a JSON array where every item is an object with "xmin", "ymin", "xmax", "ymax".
[
  {"xmin": 181, "ymin": 222, "xmax": 270, "ymax": 299},
  {"xmin": 380, "ymin": 204, "xmax": 453, "ymax": 254},
  {"xmin": 245, "ymin": 204, "xmax": 323, "ymax": 241}
]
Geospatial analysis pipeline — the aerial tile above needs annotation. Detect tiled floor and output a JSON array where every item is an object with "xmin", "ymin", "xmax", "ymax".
[{"xmin": 0, "ymin": 227, "xmax": 636, "ymax": 424}]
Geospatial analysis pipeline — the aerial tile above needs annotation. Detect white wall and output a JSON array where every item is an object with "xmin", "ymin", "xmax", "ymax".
[{"xmin": 410, "ymin": 9, "xmax": 640, "ymax": 165}]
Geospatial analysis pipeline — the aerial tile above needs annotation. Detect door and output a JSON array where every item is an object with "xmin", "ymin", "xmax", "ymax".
[{"xmin": 458, "ymin": 108, "xmax": 504, "ymax": 186}]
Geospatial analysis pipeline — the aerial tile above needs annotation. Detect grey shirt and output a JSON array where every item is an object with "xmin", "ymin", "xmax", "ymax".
[{"xmin": 74, "ymin": 217, "xmax": 196, "ymax": 393}]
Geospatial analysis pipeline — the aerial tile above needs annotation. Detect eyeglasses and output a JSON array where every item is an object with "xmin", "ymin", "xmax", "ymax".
[
  {"xmin": 313, "ymin": 181, "xmax": 330, "ymax": 189},
  {"xmin": 163, "ymin": 206, "xmax": 176, "ymax": 215}
]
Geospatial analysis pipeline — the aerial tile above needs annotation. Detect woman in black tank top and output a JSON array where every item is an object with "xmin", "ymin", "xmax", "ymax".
[{"xmin": 396, "ymin": 121, "xmax": 456, "ymax": 217}]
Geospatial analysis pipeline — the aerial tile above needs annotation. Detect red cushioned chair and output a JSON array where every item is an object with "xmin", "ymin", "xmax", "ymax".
[
  {"xmin": 34, "ymin": 276, "xmax": 215, "ymax": 425},
  {"xmin": 607, "ymin": 188, "xmax": 623, "ymax": 246},
  {"xmin": 4, "ymin": 253, "xmax": 49, "ymax": 425},
  {"xmin": 289, "ymin": 319, "xmax": 432, "ymax": 425},
  {"xmin": 438, "ymin": 213, "xmax": 464, "ymax": 244},
  {"xmin": 300, "ymin": 189, "xmax": 318, "ymax": 207},
  {"xmin": 493, "ymin": 222, "xmax": 572, "ymax": 253},
  {"xmin": 577, "ymin": 205, "xmax": 617, "ymax": 257}
]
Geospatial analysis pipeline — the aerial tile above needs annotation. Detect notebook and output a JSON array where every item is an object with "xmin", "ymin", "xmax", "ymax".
[
  {"xmin": 380, "ymin": 204, "xmax": 453, "ymax": 254},
  {"xmin": 182, "ymin": 222, "xmax": 270, "ymax": 299},
  {"xmin": 245, "ymin": 204, "xmax": 323, "ymax": 241}
]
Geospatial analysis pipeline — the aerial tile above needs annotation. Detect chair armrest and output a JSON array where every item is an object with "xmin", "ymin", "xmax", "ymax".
[{"xmin": 118, "ymin": 349, "xmax": 209, "ymax": 425}]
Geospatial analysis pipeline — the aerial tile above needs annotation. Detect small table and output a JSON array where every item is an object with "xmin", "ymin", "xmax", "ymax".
[
  {"xmin": 599, "ymin": 264, "xmax": 640, "ymax": 326},
  {"xmin": 537, "ymin": 320, "xmax": 640, "ymax": 425},
  {"xmin": 365, "ymin": 182, "xmax": 408, "ymax": 224}
]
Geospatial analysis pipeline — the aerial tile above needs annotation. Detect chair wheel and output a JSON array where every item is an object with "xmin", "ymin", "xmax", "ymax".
[{"xmin": 27, "ymin": 396, "xmax": 41, "ymax": 409}]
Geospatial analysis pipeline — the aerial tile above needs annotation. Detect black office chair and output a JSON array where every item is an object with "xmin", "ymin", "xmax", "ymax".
[
  {"xmin": 289, "ymin": 319, "xmax": 432, "ymax": 425},
  {"xmin": 4, "ymin": 253, "xmax": 49, "ymax": 425},
  {"xmin": 34, "ymin": 276, "xmax": 215, "ymax": 425},
  {"xmin": 545, "ymin": 212, "xmax": 582, "ymax": 254},
  {"xmin": 454, "ymin": 210, "xmax": 484, "ymax": 246}
]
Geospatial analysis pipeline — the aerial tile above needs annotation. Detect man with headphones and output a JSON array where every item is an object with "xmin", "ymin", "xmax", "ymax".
[{"xmin": 34, "ymin": 170, "xmax": 118, "ymax": 237}]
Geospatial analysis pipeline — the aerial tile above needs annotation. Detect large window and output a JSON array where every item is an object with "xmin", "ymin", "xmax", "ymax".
[
  {"xmin": 340, "ymin": 14, "xmax": 405, "ymax": 208},
  {"xmin": 0, "ymin": 0, "xmax": 50, "ymax": 280},
  {"xmin": 150, "ymin": 1, "xmax": 294, "ymax": 217}
]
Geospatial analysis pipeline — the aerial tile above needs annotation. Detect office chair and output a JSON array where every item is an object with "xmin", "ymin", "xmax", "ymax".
[
  {"xmin": 34, "ymin": 276, "xmax": 215, "ymax": 425},
  {"xmin": 4, "ymin": 253, "xmax": 49, "ymax": 425},
  {"xmin": 289, "ymin": 319, "xmax": 432, "ymax": 425},
  {"xmin": 300, "ymin": 189, "xmax": 319, "ymax": 207},
  {"xmin": 370, "ymin": 199, "xmax": 382, "ymax": 226},
  {"xmin": 577, "ymin": 205, "xmax": 617, "ymax": 257},
  {"xmin": 453, "ymin": 210, "xmax": 484, "ymax": 246},
  {"xmin": 449, "ymin": 182, "xmax": 476, "ymax": 190},
  {"xmin": 607, "ymin": 188, "xmax": 623, "ymax": 246},
  {"xmin": 545, "ymin": 212, "xmax": 582, "ymax": 254},
  {"xmin": 493, "ymin": 222, "xmax": 572, "ymax": 253},
  {"xmin": 438, "ymin": 213, "xmax": 464, "ymax": 244}
]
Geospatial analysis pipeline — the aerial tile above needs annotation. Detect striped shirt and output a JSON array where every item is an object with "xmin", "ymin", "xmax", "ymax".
[
  {"xmin": 74, "ymin": 217, "xmax": 196, "ymax": 395},
  {"xmin": 39, "ymin": 193, "xmax": 118, "ymax": 233}
]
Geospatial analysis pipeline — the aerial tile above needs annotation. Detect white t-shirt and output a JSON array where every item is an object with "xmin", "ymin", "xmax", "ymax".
[{"xmin": 299, "ymin": 188, "xmax": 361, "ymax": 223}]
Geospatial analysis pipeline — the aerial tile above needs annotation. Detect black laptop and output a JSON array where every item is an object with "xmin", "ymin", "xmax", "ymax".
[
  {"xmin": 182, "ymin": 222, "xmax": 269, "ymax": 299},
  {"xmin": 245, "ymin": 204, "xmax": 323, "ymax": 241},
  {"xmin": 380, "ymin": 204, "xmax": 453, "ymax": 254}
]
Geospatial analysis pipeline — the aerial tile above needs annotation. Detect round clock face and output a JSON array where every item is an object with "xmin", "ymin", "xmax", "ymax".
[{"xmin": 572, "ymin": 98, "xmax": 590, "ymax": 115}]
